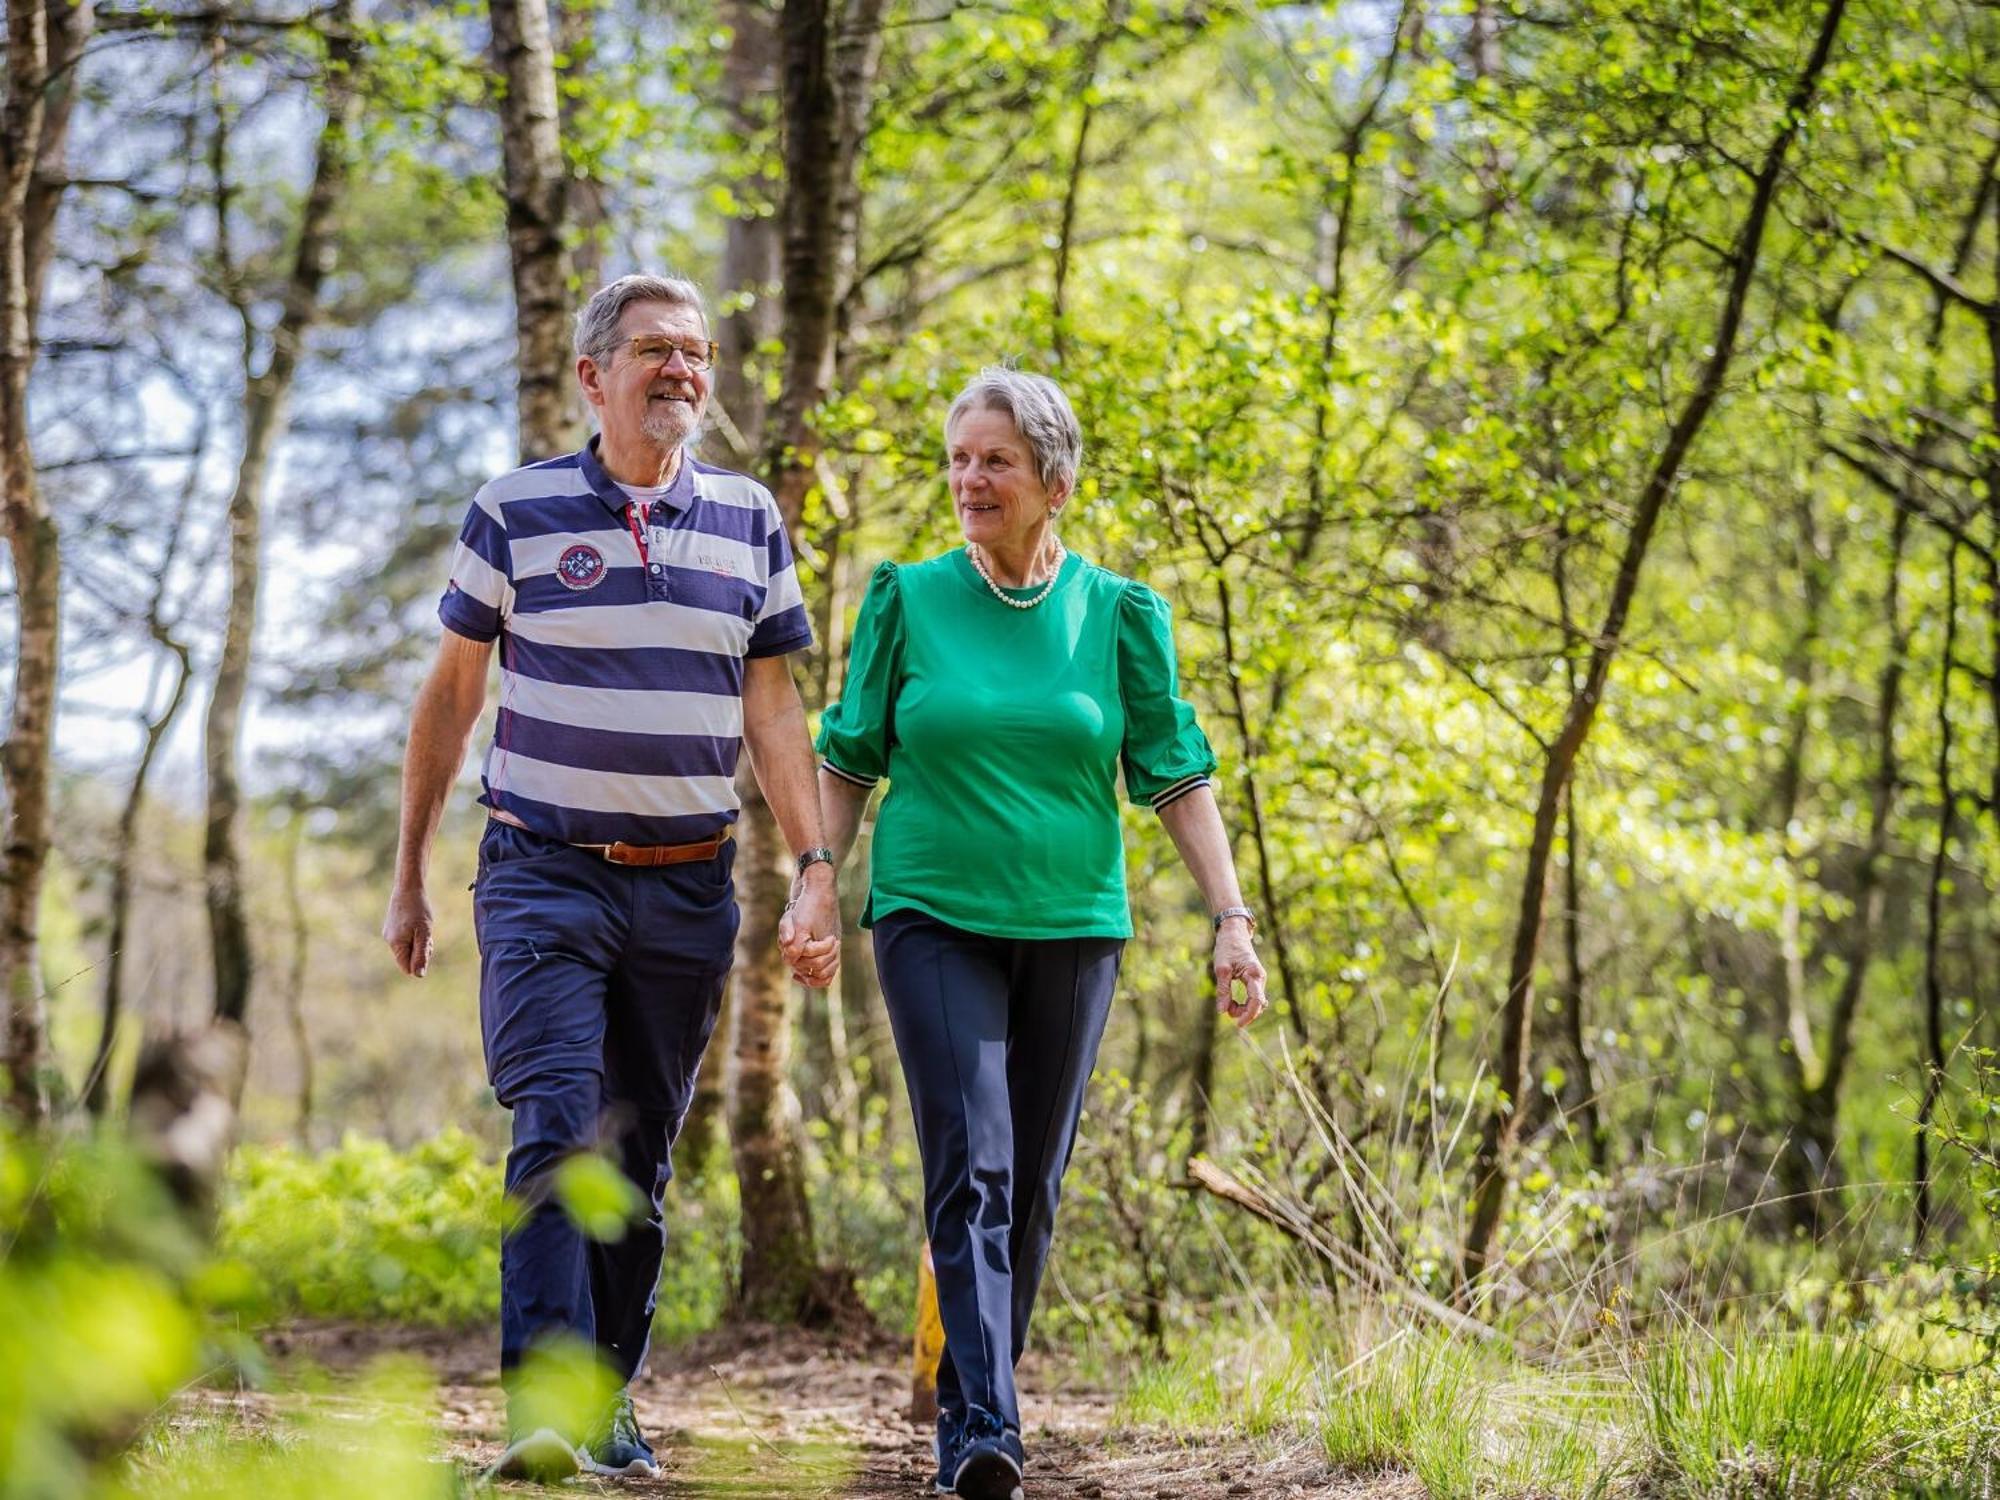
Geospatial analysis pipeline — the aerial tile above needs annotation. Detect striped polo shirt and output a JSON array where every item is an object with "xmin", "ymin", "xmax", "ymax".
[{"xmin": 438, "ymin": 436, "xmax": 813, "ymax": 846}]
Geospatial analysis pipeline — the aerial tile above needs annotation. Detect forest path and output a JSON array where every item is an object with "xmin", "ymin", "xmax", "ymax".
[{"xmin": 227, "ymin": 1321, "xmax": 1416, "ymax": 1499}]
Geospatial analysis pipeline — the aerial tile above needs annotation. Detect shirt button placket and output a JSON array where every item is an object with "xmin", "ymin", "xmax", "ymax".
[{"xmin": 647, "ymin": 513, "xmax": 670, "ymax": 600}]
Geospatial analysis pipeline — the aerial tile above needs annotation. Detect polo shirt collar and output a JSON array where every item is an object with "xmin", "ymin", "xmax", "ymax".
[{"xmin": 577, "ymin": 433, "xmax": 697, "ymax": 516}]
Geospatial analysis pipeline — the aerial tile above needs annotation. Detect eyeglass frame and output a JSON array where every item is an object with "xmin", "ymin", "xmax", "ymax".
[{"xmin": 590, "ymin": 334, "xmax": 721, "ymax": 373}]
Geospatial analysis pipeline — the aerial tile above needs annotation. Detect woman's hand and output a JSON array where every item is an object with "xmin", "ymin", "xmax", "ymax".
[{"xmin": 1213, "ymin": 917, "xmax": 1266, "ymax": 1028}]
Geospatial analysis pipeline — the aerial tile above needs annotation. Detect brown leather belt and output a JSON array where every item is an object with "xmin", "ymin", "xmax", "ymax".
[{"xmin": 490, "ymin": 809, "xmax": 731, "ymax": 867}]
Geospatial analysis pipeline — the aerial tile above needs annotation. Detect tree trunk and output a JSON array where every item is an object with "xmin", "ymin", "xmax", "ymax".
[
  {"xmin": 712, "ymin": 0, "xmax": 783, "ymax": 474},
  {"xmin": 23, "ymin": 1, "xmax": 91, "ymax": 328},
  {"xmin": 281, "ymin": 816, "xmax": 315, "ymax": 1148},
  {"xmin": 204, "ymin": 2, "xmax": 359, "ymax": 1055},
  {"xmin": 87, "ymin": 637, "xmax": 192, "ymax": 1117},
  {"xmin": 1, "ymin": 0, "xmax": 91, "ymax": 1123},
  {"xmin": 676, "ymin": 0, "xmax": 785, "ymax": 1187},
  {"xmin": 726, "ymin": 0, "xmax": 884, "ymax": 1323},
  {"xmin": 727, "ymin": 792, "xmax": 823, "ymax": 1320},
  {"xmin": 489, "ymin": 0, "xmax": 583, "ymax": 459},
  {"xmin": 1915, "ymin": 545, "xmax": 1958, "ymax": 1249},
  {"xmin": 1458, "ymin": 0, "xmax": 1849, "ymax": 1294},
  {"xmin": 552, "ymin": 0, "xmax": 606, "ymax": 292},
  {"xmin": 1558, "ymin": 783, "xmax": 1605, "ymax": 1172},
  {"xmin": 1780, "ymin": 503, "xmax": 1909, "ymax": 1233}
]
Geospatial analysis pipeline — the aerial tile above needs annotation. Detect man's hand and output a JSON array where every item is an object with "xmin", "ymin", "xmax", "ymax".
[
  {"xmin": 778, "ymin": 867, "xmax": 841, "ymax": 989},
  {"xmin": 383, "ymin": 885, "xmax": 436, "ymax": 977},
  {"xmin": 1214, "ymin": 918, "xmax": 1266, "ymax": 1029}
]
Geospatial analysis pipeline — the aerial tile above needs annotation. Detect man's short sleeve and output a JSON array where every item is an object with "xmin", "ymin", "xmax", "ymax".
[
  {"xmin": 747, "ymin": 489, "xmax": 814, "ymax": 658},
  {"xmin": 438, "ymin": 485, "xmax": 513, "ymax": 642}
]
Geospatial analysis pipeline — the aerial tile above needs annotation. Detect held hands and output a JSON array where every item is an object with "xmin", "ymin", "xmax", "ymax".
[
  {"xmin": 779, "ymin": 866, "xmax": 841, "ymax": 989},
  {"xmin": 382, "ymin": 886, "xmax": 435, "ymax": 978},
  {"xmin": 1214, "ymin": 916, "xmax": 1267, "ymax": 1029}
]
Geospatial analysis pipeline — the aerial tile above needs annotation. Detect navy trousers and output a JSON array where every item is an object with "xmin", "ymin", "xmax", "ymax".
[
  {"xmin": 473, "ymin": 819, "xmax": 737, "ymax": 1384},
  {"xmin": 872, "ymin": 908, "xmax": 1123, "ymax": 1435}
]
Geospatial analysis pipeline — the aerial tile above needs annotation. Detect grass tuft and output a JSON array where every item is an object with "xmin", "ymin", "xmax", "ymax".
[{"xmin": 1640, "ymin": 1331, "xmax": 1894, "ymax": 1498}]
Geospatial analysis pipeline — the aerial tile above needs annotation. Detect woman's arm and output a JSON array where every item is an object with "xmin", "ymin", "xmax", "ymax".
[
  {"xmin": 1156, "ymin": 784, "xmax": 1268, "ymax": 1028},
  {"xmin": 819, "ymin": 766, "xmax": 873, "ymax": 871}
]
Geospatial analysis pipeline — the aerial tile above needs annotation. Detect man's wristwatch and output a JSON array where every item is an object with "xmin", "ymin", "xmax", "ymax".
[
  {"xmin": 1212, "ymin": 905, "xmax": 1257, "ymax": 934},
  {"xmin": 796, "ymin": 846, "xmax": 835, "ymax": 878}
]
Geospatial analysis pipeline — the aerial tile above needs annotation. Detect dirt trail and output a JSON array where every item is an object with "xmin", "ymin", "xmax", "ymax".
[{"xmin": 231, "ymin": 1321, "xmax": 1415, "ymax": 1499}]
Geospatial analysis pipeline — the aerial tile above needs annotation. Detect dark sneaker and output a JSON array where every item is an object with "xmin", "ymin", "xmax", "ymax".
[
  {"xmin": 488, "ymin": 1426, "xmax": 580, "ymax": 1482},
  {"xmin": 581, "ymin": 1388, "xmax": 660, "ymax": 1479},
  {"xmin": 951, "ymin": 1409, "xmax": 1023, "ymax": 1500},
  {"xmin": 932, "ymin": 1407, "xmax": 966, "ymax": 1493}
]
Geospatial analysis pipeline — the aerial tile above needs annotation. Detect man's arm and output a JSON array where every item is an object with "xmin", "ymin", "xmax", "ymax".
[
  {"xmin": 381, "ymin": 628, "xmax": 494, "ymax": 977},
  {"xmin": 741, "ymin": 654, "xmax": 839, "ymax": 987}
]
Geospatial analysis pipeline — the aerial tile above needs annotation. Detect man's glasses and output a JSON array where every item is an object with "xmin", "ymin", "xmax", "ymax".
[{"xmin": 601, "ymin": 335, "xmax": 720, "ymax": 373}]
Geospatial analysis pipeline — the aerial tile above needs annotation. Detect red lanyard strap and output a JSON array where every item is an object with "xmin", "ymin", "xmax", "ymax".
[{"xmin": 624, "ymin": 501, "xmax": 649, "ymax": 568}]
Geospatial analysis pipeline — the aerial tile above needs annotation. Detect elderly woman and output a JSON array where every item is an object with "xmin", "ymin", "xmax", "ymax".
[{"xmin": 810, "ymin": 368, "xmax": 1266, "ymax": 1500}]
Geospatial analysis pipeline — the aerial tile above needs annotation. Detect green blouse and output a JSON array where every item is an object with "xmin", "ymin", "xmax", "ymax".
[{"xmin": 815, "ymin": 548, "xmax": 1218, "ymax": 940}]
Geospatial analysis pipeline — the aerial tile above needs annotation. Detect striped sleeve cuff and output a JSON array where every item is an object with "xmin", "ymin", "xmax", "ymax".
[
  {"xmin": 821, "ymin": 759, "xmax": 879, "ymax": 789},
  {"xmin": 1150, "ymin": 775, "xmax": 1211, "ymax": 812}
]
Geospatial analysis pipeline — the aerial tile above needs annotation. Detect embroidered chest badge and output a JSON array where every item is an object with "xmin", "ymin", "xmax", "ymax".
[
  {"xmin": 697, "ymin": 552, "xmax": 736, "ymax": 578},
  {"xmin": 556, "ymin": 543, "xmax": 606, "ymax": 591}
]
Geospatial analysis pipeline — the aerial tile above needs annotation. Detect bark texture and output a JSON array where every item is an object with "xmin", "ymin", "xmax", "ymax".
[
  {"xmin": 490, "ymin": 0, "xmax": 583, "ymax": 458},
  {"xmin": 726, "ymin": 0, "xmax": 883, "ymax": 1323},
  {"xmin": 1, "ymin": 1, "xmax": 92, "ymax": 1122}
]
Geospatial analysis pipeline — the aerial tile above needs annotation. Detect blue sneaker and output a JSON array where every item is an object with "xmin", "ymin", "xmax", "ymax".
[
  {"xmin": 488, "ymin": 1426, "xmax": 580, "ymax": 1482},
  {"xmin": 580, "ymin": 1388, "xmax": 660, "ymax": 1479},
  {"xmin": 951, "ymin": 1409, "xmax": 1024, "ymax": 1500},
  {"xmin": 932, "ymin": 1407, "xmax": 966, "ymax": 1493}
]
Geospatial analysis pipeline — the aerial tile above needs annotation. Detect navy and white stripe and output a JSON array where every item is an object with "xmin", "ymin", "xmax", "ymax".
[{"xmin": 439, "ymin": 437, "xmax": 812, "ymax": 846}]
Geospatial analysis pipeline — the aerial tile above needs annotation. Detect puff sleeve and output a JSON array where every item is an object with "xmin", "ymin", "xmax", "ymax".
[
  {"xmin": 1117, "ymin": 581, "xmax": 1218, "ymax": 810},
  {"xmin": 815, "ymin": 561, "xmax": 904, "ymax": 787}
]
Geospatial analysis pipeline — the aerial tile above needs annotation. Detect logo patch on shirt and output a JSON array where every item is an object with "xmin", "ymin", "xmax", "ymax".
[
  {"xmin": 556, "ymin": 543, "xmax": 606, "ymax": 591},
  {"xmin": 697, "ymin": 552, "xmax": 737, "ymax": 578}
]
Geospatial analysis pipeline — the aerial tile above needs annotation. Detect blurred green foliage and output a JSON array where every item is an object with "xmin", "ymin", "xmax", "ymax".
[{"xmin": 219, "ymin": 1132, "xmax": 498, "ymax": 1326}]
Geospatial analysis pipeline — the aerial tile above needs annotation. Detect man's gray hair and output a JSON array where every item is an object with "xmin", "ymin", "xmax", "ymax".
[
  {"xmin": 573, "ymin": 273, "xmax": 708, "ymax": 360},
  {"xmin": 945, "ymin": 367, "xmax": 1083, "ymax": 495}
]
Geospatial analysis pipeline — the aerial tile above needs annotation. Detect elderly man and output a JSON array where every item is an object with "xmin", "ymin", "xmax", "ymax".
[{"xmin": 382, "ymin": 273, "xmax": 839, "ymax": 1481}]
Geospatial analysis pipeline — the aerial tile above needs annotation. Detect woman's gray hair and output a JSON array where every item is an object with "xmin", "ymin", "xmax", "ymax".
[
  {"xmin": 945, "ymin": 367, "xmax": 1083, "ymax": 496},
  {"xmin": 573, "ymin": 273, "xmax": 708, "ymax": 360}
]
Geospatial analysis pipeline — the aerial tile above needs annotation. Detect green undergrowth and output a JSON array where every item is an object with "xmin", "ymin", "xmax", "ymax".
[
  {"xmin": 1104, "ymin": 1304, "xmax": 2000, "ymax": 1500},
  {"xmin": 218, "ymin": 1129, "xmax": 740, "ymax": 1343}
]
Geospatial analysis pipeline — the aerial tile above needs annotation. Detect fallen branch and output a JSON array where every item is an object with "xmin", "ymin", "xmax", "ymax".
[{"xmin": 1186, "ymin": 1155, "xmax": 1510, "ymax": 1349}]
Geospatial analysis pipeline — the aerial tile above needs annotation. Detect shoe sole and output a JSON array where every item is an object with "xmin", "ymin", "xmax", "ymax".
[
  {"xmin": 580, "ymin": 1454, "xmax": 662, "ymax": 1479},
  {"xmin": 953, "ymin": 1448, "xmax": 1023, "ymax": 1500},
  {"xmin": 488, "ymin": 1428, "xmax": 580, "ymax": 1482}
]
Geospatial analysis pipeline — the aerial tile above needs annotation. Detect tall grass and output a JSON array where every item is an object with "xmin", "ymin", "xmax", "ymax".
[
  {"xmin": 1315, "ymin": 1323, "xmax": 1629, "ymax": 1500},
  {"xmin": 1640, "ymin": 1332, "xmax": 1893, "ymax": 1498}
]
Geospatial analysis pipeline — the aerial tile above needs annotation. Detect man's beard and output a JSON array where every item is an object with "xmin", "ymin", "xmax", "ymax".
[{"xmin": 641, "ymin": 395, "xmax": 700, "ymax": 448}]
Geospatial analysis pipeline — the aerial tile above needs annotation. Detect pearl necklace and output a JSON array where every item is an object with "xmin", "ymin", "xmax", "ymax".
[{"xmin": 967, "ymin": 539, "xmax": 1067, "ymax": 609}]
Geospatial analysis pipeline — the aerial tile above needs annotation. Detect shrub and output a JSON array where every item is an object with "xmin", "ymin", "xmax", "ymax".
[{"xmin": 219, "ymin": 1131, "xmax": 501, "ymax": 1325}]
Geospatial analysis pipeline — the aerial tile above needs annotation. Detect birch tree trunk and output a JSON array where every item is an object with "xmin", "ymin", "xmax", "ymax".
[
  {"xmin": 1, "ymin": 1, "xmax": 93, "ymax": 1122},
  {"xmin": 489, "ymin": 0, "xmax": 582, "ymax": 458},
  {"xmin": 727, "ymin": 0, "xmax": 884, "ymax": 1323},
  {"xmin": 203, "ymin": 3, "xmax": 359, "ymax": 1063},
  {"xmin": 679, "ymin": 0, "xmax": 785, "ymax": 1187},
  {"xmin": 1458, "ymin": 0, "xmax": 1850, "ymax": 1293}
]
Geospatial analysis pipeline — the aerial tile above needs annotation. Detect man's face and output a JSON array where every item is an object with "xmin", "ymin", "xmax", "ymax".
[{"xmin": 577, "ymin": 299, "xmax": 711, "ymax": 453}]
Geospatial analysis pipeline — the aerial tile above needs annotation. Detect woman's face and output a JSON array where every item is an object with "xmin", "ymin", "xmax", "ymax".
[{"xmin": 947, "ymin": 407, "xmax": 1066, "ymax": 551}]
